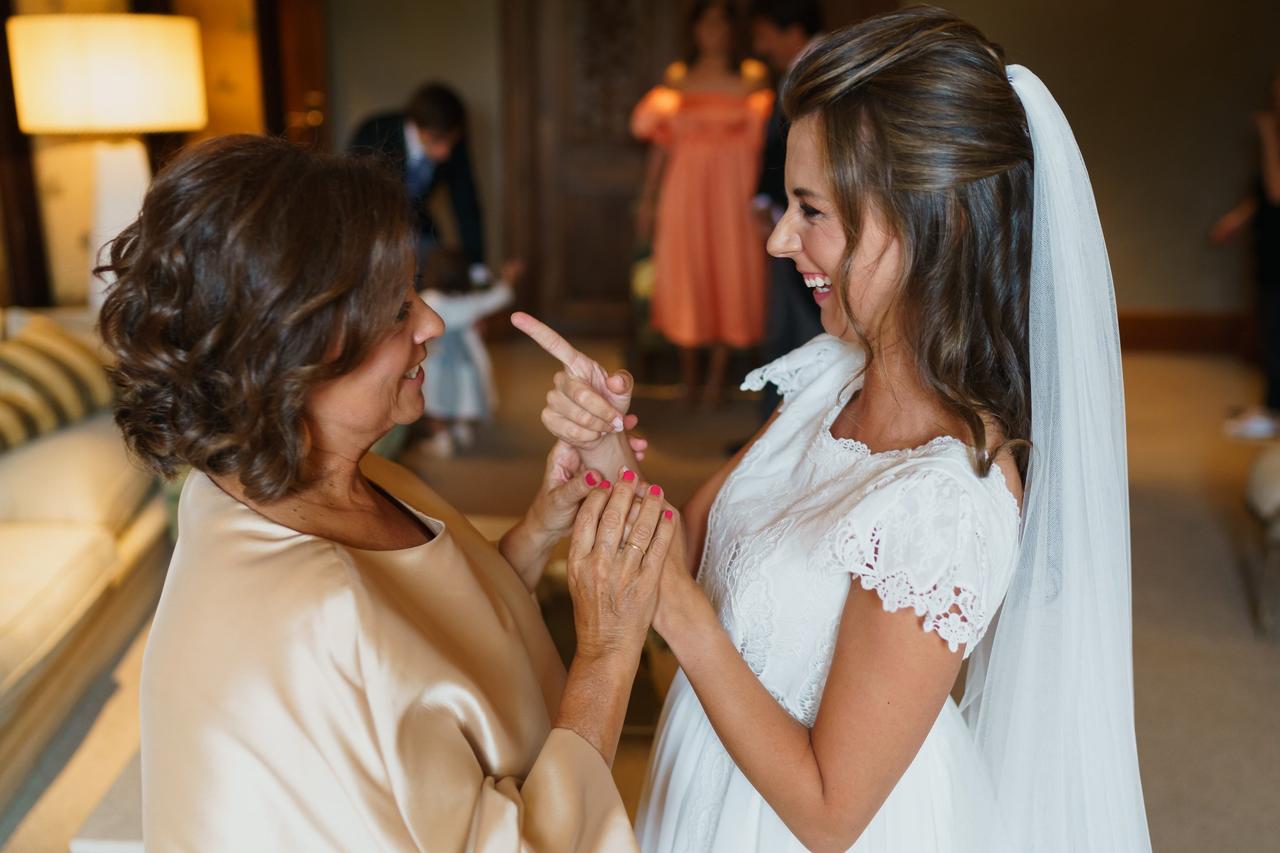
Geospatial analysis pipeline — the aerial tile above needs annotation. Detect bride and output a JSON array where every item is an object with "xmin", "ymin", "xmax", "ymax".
[{"xmin": 517, "ymin": 7, "xmax": 1150, "ymax": 851}]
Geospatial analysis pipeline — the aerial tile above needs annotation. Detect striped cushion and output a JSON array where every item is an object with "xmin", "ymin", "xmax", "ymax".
[{"xmin": 0, "ymin": 316, "xmax": 112, "ymax": 453}]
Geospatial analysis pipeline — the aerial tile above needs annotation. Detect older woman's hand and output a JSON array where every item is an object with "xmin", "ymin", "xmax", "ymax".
[
  {"xmin": 529, "ymin": 442, "xmax": 600, "ymax": 539},
  {"xmin": 566, "ymin": 468, "xmax": 674, "ymax": 660},
  {"xmin": 607, "ymin": 497, "xmax": 707, "ymax": 645},
  {"xmin": 553, "ymin": 468, "xmax": 675, "ymax": 764},
  {"xmin": 500, "ymin": 441, "xmax": 602, "ymax": 591}
]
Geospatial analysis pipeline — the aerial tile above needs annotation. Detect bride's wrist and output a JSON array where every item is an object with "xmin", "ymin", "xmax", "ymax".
[
  {"xmin": 655, "ymin": 573, "xmax": 711, "ymax": 657},
  {"xmin": 579, "ymin": 432, "xmax": 629, "ymax": 476}
]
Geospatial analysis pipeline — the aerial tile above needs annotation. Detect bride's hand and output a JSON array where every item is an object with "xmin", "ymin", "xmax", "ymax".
[
  {"xmin": 648, "ymin": 507, "xmax": 709, "ymax": 643},
  {"xmin": 511, "ymin": 312, "xmax": 648, "ymax": 457}
]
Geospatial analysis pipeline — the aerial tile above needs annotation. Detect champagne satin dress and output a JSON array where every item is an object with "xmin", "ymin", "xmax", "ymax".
[{"xmin": 141, "ymin": 454, "xmax": 636, "ymax": 851}]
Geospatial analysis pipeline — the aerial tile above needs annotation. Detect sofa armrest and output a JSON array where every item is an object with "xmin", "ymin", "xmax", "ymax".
[{"xmin": 0, "ymin": 412, "xmax": 156, "ymax": 532}]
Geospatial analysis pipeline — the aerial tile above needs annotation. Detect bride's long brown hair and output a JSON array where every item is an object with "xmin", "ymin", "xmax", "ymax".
[{"xmin": 784, "ymin": 6, "xmax": 1033, "ymax": 478}]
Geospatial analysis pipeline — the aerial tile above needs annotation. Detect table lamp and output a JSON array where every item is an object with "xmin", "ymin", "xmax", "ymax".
[{"xmin": 5, "ymin": 14, "xmax": 206, "ymax": 311}]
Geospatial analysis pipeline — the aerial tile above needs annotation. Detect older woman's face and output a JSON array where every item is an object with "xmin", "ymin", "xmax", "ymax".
[
  {"xmin": 767, "ymin": 116, "xmax": 903, "ymax": 343},
  {"xmin": 308, "ymin": 286, "xmax": 444, "ymax": 442}
]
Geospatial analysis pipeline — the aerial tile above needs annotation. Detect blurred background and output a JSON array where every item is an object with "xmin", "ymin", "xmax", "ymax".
[{"xmin": 0, "ymin": 1, "xmax": 1277, "ymax": 851}]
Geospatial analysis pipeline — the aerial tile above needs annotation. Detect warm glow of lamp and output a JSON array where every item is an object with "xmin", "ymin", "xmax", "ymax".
[
  {"xmin": 5, "ymin": 14, "xmax": 206, "ymax": 311},
  {"xmin": 7, "ymin": 14, "xmax": 206, "ymax": 134}
]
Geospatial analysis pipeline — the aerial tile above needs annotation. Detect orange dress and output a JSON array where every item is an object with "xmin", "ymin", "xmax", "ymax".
[{"xmin": 632, "ymin": 85, "xmax": 773, "ymax": 348}]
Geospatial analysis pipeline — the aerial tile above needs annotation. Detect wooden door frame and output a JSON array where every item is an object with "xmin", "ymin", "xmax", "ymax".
[
  {"xmin": 255, "ymin": 0, "xmax": 287, "ymax": 138},
  {"xmin": 256, "ymin": 0, "xmax": 329, "ymax": 150},
  {"xmin": 499, "ymin": 0, "xmax": 675, "ymax": 334},
  {"xmin": 501, "ymin": 0, "xmax": 635, "ymax": 333},
  {"xmin": 500, "ymin": 0, "xmax": 540, "ymax": 319},
  {"xmin": 0, "ymin": 0, "xmax": 49, "ymax": 308}
]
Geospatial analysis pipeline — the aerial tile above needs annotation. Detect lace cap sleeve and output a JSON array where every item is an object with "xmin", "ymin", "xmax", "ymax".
[
  {"xmin": 741, "ymin": 334, "xmax": 858, "ymax": 407},
  {"xmin": 821, "ymin": 465, "xmax": 1003, "ymax": 656}
]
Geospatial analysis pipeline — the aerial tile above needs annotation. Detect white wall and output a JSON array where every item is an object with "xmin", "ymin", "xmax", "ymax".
[
  {"xmin": 326, "ymin": 0, "xmax": 504, "ymax": 261},
  {"xmin": 932, "ymin": 0, "xmax": 1280, "ymax": 313}
]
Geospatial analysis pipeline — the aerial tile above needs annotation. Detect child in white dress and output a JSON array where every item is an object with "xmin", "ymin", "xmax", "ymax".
[
  {"xmin": 514, "ymin": 6, "xmax": 1150, "ymax": 852},
  {"xmin": 418, "ymin": 252, "xmax": 521, "ymax": 456}
]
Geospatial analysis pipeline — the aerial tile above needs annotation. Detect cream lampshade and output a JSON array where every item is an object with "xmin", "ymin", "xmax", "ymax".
[
  {"xmin": 5, "ymin": 14, "xmax": 207, "ymax": 310},
  {"xmin": 7, "ymin": 14, "xmax": 206, "ymax": 134}
]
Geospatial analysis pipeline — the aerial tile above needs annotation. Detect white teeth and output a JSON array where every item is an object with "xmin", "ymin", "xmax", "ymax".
[
  {"xmin": 403, "ymin": 365, "xmax": 421, "ymax": 380},
  {"xmin": 802, "ymin": 274, "xmax": 832, "ymax": 291}
]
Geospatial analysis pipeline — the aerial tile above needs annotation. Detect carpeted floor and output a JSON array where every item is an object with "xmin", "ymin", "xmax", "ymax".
[{"xmin": 3, "ymin": 338, "xmax": 1278, "ymax": 852}]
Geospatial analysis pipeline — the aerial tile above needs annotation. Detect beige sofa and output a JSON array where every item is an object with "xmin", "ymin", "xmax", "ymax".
[{"xmin": 0, "ymin": 308, "xmax": 170, "ymax": 811}]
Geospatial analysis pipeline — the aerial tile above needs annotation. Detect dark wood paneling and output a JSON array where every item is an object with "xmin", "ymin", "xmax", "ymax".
[
  {"xmin": 255, "ymin": 0, "xmax": 284, "ymax": 136},
  {"xmin": 256, "ymin": 0, "xmax": 328, "ymax": 149},
  {"xmin": 1117, "ymin": 311, "xmax": 1246, "ymax": 354},
  {"xmin": 505, "ymin": 0, "xmax": 679, "ymax": 334},
  {"xmin": 0, "ymin": 0, "xmax": 49, "ymax": 307},
  {"xmin": 822, "ymin": 0, "xmax": 899, "ymax": 29},
  {"xmin": 500, "ymin": 0, "xmax": 538, "ymax": 321}
]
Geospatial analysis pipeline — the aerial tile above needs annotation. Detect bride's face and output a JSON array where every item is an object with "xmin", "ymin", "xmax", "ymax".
[{"xmin": 767, "ymin": 116, "xmax": 903, "ymax": 344}]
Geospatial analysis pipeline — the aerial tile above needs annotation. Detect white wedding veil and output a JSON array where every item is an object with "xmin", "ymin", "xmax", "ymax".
[{"xmin": 958, "ymin": 65, "xmax": 1153, "ymax": 851}]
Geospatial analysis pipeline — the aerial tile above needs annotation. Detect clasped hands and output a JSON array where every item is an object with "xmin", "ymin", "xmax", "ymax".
[{"xmin": 511, "ymin": 311, "xmax": 703, "ymax": 649}]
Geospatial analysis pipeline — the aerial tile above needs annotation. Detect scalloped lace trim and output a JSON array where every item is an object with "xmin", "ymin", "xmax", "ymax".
[
  {"xmin": 820, "ymin": 492, "xmax": 991, "ymax": 656},
  {"xmin": 741, "ymin": 361, "xmax": 807, "ymax": 396},
  {"xmin": 741, "ymin": 337, "xmax": 844, "ymax": 399},
  {"xmin": 852, "ymin": 567, "xmax": 985, "ymax": 654}
]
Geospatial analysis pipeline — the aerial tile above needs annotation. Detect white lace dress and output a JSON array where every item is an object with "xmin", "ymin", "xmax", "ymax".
[{"xmin": 635, "ymin": 335, "xmax": 1022, "ymax": 852}]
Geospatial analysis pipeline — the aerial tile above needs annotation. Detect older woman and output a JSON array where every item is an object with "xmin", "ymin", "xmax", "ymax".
[{"xmin": 99, "ymin": 135, "xmax": 673, "ymax": 851}]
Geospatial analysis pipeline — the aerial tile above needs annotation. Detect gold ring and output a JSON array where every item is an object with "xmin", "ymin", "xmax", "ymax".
[{"xmin": 623, "ymin": 542, "xmax": 645, "ymax": 555}]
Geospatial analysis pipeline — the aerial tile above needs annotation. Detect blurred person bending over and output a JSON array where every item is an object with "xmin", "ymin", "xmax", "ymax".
[{"xmin": 350, "ymin": 82, "xmax": 486, "ymax": 270}]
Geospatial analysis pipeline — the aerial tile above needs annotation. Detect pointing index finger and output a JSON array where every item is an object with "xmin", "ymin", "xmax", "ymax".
[{"xmin": 511, "ymin": 312, "xmax": 589, "ymax": 376}]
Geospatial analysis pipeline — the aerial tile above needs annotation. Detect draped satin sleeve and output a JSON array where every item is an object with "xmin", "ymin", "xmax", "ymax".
[
  {"xmin": 630, "ymin": 85, "xmax": 682, "ymax": 147},
  {"xmin": 140, "ymin": 456, "xmax": 637, "ymax": 852},
  {"xmin": 342, "ymin": 459, "xmax": 637, "ymax": 850},
  {"xmin": 389, "ymin": 714, "xmax": 634, "ymax": 851}
]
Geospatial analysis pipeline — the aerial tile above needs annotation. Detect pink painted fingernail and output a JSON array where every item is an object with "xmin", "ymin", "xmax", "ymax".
[
  {"xmin": 663, "ymin": 510, "xmax": 674, "ymax": 520},
  {"xmin": 649, "ymin": 484, "xmax": 662, "ymax": 496},
  {"xmin": 585, "ymin": 472, "xmax": 597, "ymax": 486},
  {"xmin": 599, "ymin": 479, "xmax": 611, "ymax": 489},
  {"xmin": 622, "ymin": 469, "xmax": 636, "ymax": 482}
]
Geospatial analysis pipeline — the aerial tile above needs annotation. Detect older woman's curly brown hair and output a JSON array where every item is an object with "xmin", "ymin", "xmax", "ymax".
[{"xmin": 98, "ymin": 134, "xmax": 414, "ymax": 502}]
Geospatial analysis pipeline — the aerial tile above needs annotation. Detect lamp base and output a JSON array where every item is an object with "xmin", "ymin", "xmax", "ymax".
[{"xmin": 88, "ymin": 138, "xmax": 150, "ymax": 313}]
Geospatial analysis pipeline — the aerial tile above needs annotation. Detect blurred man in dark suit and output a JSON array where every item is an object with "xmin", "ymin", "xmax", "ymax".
[
  {"xmin": 750, "ymin": 1, "xmax": 824, "ymax": 419},
  {"xmin": 350, "ymin": 82, "xmax": 485, "ymax": 268}
]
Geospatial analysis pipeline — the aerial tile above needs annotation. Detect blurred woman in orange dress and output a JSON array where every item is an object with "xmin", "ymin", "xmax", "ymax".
[{"xmin": 632, "ymin": 0, "xmax": 773, "ymax": 405}]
